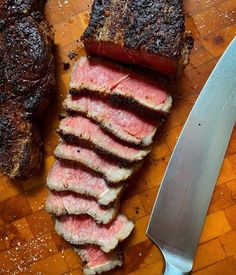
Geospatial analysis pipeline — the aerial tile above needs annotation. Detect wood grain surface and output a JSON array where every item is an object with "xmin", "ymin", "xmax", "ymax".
[{"xmin": 0, "ymin": 0, "xmax": 236, "ymax": 274}]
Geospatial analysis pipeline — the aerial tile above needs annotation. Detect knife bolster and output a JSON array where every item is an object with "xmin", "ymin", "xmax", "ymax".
[
  {"xmin": 162, "ymin": 248, "xmax": 192, "ymax": 275},
  {"xmin": 164, "ymin": 262, "xmax": 191, "ymax": 275}
]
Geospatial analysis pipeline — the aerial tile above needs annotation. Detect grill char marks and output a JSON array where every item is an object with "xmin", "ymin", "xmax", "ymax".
[
  {"xmin": 0, "ymin": 0, "xmax": 55, "ymax": 179},
  {"xmin": 82, "ymin": 0, "xmax": 193, "ymax": 74}
]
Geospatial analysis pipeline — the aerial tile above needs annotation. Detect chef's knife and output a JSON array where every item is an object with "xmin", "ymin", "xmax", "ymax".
[{"xmin": 147, "ymin": 37, "xmax": 236, "ymax": 275}]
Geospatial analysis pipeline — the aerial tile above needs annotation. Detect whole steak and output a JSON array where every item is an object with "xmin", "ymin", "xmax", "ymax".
[
  {"xmin": 82, "ymin": 0, "xmax": 193, "ymax": 74},
  {"xmin": 0, "ymin": 0, "xmax": 55, "ymax": 179}
]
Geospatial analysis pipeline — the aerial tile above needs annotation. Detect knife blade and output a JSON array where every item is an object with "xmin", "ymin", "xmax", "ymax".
[{"xmin": 147, "ymin": 37, "xmax": 236, "ymax": 275}]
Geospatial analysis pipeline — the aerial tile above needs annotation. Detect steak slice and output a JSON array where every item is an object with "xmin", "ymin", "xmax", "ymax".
[
  {"xmin": 54, "ymin": 142, "xmax": 141, "ymax": 184},
  {"xmin": 82, "ymin": 0, "xmax": 193, "ymax": 74},
  {"xmin": 74, "ymin": 245, "xmax": 122, "ymax": 275},
  {"xmin": 47, "ymin": 161, "xmax": 123, "ymax": 206},
  {"xmin": 59, "ymin": 116, "xmax": 150, "ymax": 163},
  {"xmin": 55, "ymin": 214, "xmax": 134, "ymax": 253},
  {"xmin": 70, "ymin": 57, "xmax": 172, "ymax": 114},
  {"xmin": 46, "ymin": 191, "xmax": 119, "ymax": 224},
  {"xmin": 64, "ymin": 94, "xmax": 158, "ymax": 146},
  {"xmin": 0, "ymin": 0, "xmax": 55, "ymax": 179}
]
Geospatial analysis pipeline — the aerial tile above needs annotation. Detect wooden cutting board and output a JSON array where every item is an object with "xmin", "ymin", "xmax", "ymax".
[{"xmin": 0, "ymin": 0, "xmax": 235, "ymax": 274}]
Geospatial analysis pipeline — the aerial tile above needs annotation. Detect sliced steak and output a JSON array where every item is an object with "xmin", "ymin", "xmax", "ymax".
[
  {"xmin": 59, "ymin": 116, "xmax": 150, "ymax": 163},
  {"xmin": 82, "ymin": 0, "xmax": 193, "ymax": 74},
  {"xmin": 46, "ymin": 191, "xmax": 119, "ymax": 224},
  {"xmin": 55, "ymin": 214, "xmax": 134, "ymax": 253},
  {"xmin": 47, "ymin": 161, "xmax": 123, "ymax": 206},
  {"xmin": 69, "ymin": 57, "xmax": 172, "ymax": 114},
  {"xmin": 64, "ymin": 94, "xmax": 158, "ymax": 146},
  {"xmin": 74, "ymin": 245, "xmax": 122, "ymax": 275},
  {"xmin": 54, "ymin": 142, "xmax": 141, "ymax": 184}
]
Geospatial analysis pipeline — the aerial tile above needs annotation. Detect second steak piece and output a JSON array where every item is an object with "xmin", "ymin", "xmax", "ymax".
[
  {"xmin": 82, "ymin": 0, "xmax": 193, "ymax": 74},
  {"xmin": 70, "ymin": 57, "xmax": 172, "ymax": 114},
  {"xmin": 0, "ymin": 106, "xmax": 43, "ymax": 179},
  {"xmin": 0, "ymin": 0, "xmax": 55, "ymax": 179},
  {"xmin": 59, "ymin": 116, "xmax": 150, "ymax": 163}
]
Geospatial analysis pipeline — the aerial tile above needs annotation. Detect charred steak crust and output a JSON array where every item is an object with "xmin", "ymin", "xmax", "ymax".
[
  {"xmin": 0, "ymin": 0, "xmax": 46, "ymax": 19},
  {"xmin": 82, "ymin": 0, "xmax": 193, "ymax": 74},
  {"xmin": 0, "ymin": 0, "xmax": 55, "ymax": 179},
  {"xmin": 84, "ymin": 0, "xmax": 184, "ymax": 58},
  {"xmin": 0, "ymin": 108, "xmax": 42, "ymax": 179},
  {"xmin": 124, "ymin": 0, "xmax": 185, "ymax": 58},
  {"xmin": 3, "ymin": 14, "xmax": 54, "ymax": 117}
]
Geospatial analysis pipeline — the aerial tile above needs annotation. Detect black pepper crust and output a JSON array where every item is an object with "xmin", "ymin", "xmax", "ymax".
[
  {"xmin": 82, "ymin": 0, "xmax": 189, "ymax": 59},
  {"xmin": 4, "ymin": 17, "xmax": 55, "ymax": 117},
  {"xmin": 82, "ymin": 0, "xmax": 193, "ymax": 68},
  {"xmin": 82, "ymin": 0, "xmax": 111, "ymax": 40},
  {"xmin": 0, "ymin": 100, "xmax": 43, "ymax": 179},
  {"xmin": 0, "ymin": 0, "xmax": 55, "ymax": 179},
  {"xmin": 0, "ymin": 0, "xmax": 46, "ymax": 19},
  {"xmin": 124, "ymin": 0, "xmax": 185, "ymax": 58}
]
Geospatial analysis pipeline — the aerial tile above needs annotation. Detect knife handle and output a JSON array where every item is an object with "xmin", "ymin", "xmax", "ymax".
[{"xmin": 164, "ymin": 261, "xmax": 190, "ymax": 275}]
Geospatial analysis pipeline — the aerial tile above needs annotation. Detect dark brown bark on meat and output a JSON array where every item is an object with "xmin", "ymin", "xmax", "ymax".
[
  {"xmin": 0, "ymin": 0, "xmax": 55, "ymax": 179},
  {"xmin": 82, "ymin": 0, "xmax": 193, "ymax": 74}
]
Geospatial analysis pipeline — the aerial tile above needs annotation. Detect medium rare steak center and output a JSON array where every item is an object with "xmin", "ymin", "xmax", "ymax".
[{"xmin": 45, "ymin": 0, "xmax": 193, "ymax": 274}]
